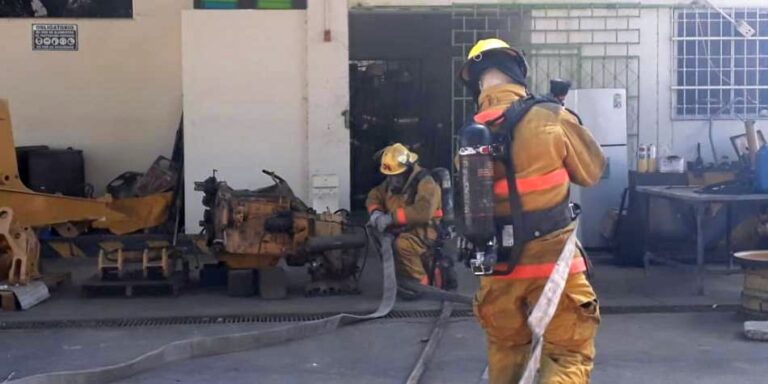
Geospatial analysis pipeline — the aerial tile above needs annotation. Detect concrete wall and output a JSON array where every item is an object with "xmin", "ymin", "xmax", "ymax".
[
  {"xmin": 182, "ymin": 2, "xmax": 351, "ymax": 232},
  {"xmin": 0, "ymin": 0, "xmax": 192, "ymax": 193}
]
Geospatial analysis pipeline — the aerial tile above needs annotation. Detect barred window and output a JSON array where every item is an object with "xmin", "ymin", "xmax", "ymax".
[{"xmin": 673, "ymin": 8, "xmax": 768, "ymax": 119}]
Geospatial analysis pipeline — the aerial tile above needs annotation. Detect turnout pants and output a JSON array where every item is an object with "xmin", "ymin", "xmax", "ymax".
[
  {"xmin": 474, "ymin": 272, "xmax": 600, "ymax": 384},
  {"xmin": 393, "ymin": 226, "xmax": 436, "ymax": 284}
]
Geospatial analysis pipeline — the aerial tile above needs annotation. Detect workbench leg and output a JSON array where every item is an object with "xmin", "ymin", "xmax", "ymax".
[
  {"xmin": 695, "ymin": 204, "xmax": 706, "ymax": 296},
  {"xmin": 726, "ymin": 204, "xmax": 734, "ymax": 270},
  {"xmin": 643, "ymin": 193, "xmax": 652, "ymax": 276}
]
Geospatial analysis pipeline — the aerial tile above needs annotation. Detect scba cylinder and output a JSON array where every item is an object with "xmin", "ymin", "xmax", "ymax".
[{"xmin": 458, "ymin": 121, "xmax": 496, "ymax": 246}]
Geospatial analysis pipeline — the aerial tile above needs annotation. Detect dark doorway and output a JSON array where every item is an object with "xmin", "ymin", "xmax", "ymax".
[{"xmin": 348, "ymin": 11, "xmax": 454, "ymax": 210}]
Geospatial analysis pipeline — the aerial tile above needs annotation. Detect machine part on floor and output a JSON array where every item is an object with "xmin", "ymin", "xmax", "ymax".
[
  {"xmin": 227, "ymin": 269, "xmax": 256, "ymax": 297},
  {"xmin": 734, "ymin": 250, "xmax": 768, "ymax": 319},
  {"xmin": 97, "ymin": 242, "xmax": 126, "ymax": 280},
  {"xmin": 81, "ymin": 272, "xmax": 187, "ymax": 298},
  {"xmin": 0, "ymin": 208, "xmax": 40, "ymax": 285},
  {"xmin": 0, "ymin": 280, "xmax": 49, "ymax": 311},
  {"xmin": 106, "ymin": 171, "xmax": 143, "ymax": 199},
  {"xmin": 135, "ymin": 156, "xmax": 179, "ymax": 197},
  {"xmin": 52, "ymin": 222, "xmax": 88, "ymax": 238},
  {"xmin": 406, "ymin": 301, "xmax": 453, "ymax": 384},
  {"xmin": 93, "ymin": 192, "xmax": 174, "ymax": 235},
  {"xmin": 97, "ymin": 240, "xmax": 177, "ymax": 281},
  {"xmin": 258, "ymin": 266, "xmax": 288, "ymax": 299},
  {"xmin": 141, "ymin": 240, "xmax": 174, "ymax": 279},
  {"xmin": 744, "ymin": 321, "xmax": 768, "ymax": 341},
  {"xmin": 18, "ymin": 147, "xmax": 87, "ymax": 197},
  {"xmin": 195, "ymin": 170, "xmax": 365, "ymax": 297},
  {"xmin": 0, "ymin": 99, "xmax": 175, "ymax": 289},
  {"xmin": 107, "ymin": 157, "xmax": 180, "ymax": 199}
]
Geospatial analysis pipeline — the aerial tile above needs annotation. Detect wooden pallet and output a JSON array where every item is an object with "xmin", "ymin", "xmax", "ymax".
[{"xmin": 81, "ymin": 273, "xmax": 186, "ymax": 298}]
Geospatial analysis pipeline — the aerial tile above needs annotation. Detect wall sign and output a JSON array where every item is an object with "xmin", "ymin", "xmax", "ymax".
[{"xmin": 32, "ymin": 24, "xmax": 77, "ymax": 51}]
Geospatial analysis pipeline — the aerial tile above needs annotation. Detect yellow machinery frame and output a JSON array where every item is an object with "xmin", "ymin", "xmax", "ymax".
[{"xmin": 0, "ymin": 99, "xmax": 171, "ymax": 284}]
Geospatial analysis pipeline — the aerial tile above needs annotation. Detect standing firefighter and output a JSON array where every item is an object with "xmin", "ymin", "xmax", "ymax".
[
  {"xmin": 367, "ymin": 143, "xmax": 444, "ymax": 293},
  {"xmin": 458, "ymin": 39, "xmax": 605, "ymax": 383}
]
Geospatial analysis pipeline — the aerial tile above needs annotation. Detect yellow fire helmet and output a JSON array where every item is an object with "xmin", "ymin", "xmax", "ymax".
[
  {"xmin": 379, "ymin": 143, "xmax": 418, "ymax": 176},
  {"xmin": 458, "ymin": 38, "xmax": 528, "ymax": 84}
]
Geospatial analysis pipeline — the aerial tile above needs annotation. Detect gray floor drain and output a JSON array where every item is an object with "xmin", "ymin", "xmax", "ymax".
[{"xmin": 0, "ymin": 310, "xmax": 476, "ymax": 330}]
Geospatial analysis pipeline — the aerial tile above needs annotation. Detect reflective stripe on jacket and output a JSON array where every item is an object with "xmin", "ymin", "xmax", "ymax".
[{"xmin": 475, "ymin": 83, "xmax": 605, "ymax": 277}]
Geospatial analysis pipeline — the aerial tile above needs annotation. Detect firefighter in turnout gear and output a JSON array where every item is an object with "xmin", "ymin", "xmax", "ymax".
[
  {"xmin": 367, "ymin": 143, "xmax": 443, "ymax": 289},
  {"xmin": 459, "ymin": 39, "xmax": 606, "ymax": 383}
]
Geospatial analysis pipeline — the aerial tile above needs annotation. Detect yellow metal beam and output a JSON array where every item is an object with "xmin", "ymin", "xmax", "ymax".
[{"xmin": 0, "ymin": 98, "xmax": 129, "ymax": 228}]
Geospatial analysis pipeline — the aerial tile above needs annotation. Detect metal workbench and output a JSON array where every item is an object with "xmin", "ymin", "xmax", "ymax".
[{"xmin": 636, "ymin": 185, "xmax": 768, "ymax": 295}]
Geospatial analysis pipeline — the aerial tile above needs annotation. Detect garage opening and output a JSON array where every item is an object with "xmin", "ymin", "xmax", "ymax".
[
  {"xmin": 348, "ymin": 10, "xmax": 454, "ymax": 211},
  {"xmin": 347, "ymin": 7, "xmax": 528, "ymax": 211}
]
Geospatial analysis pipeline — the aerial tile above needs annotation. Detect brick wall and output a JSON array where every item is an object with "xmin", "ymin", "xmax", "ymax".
[
  {"xmin": 530, "ymin": 7, "xmax": 641, "ymax": 56},
  {"xmin": 529, "ymin": 6, "xmax": 642, "ymax": 160}
]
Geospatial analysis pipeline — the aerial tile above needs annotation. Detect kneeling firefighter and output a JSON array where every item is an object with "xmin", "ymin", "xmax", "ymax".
[
  {"xmin": 366, "ymin": 143, "xmax": 457, "ymax": 294},
  {"xmin": 457, "ymin": 39, "xmax": 606, "ymax": 383}
]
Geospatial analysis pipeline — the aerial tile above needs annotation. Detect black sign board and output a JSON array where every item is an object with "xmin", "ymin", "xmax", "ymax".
[
  {"xmin": 32, "ymin": 24, "xmax": 77, "ymax": 51},
  {"xmin": 1, "ymin": 1, "xmax": 132, "ymax": 18}
]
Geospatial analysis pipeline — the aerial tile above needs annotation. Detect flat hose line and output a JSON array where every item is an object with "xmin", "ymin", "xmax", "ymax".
[
  {"xmin": 11, "ymin": 231, "xmax": 473, "ymax": 384},
  {"xmin": 405, "ymin": 301, "xmax": 453, "ymax": 384}
]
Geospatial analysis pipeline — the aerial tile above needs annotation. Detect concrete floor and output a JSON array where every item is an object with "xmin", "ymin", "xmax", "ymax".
[
  {"xmin": 0, "ymin": 253, "xmax": 743, "ymax": 324},
  {"xmin": 0, "ymin": 252, "xmax": 758, "ymax": 383},
  {"xmin": 3, "ymin": 312, "xmax": 765, "ymax": 383}
]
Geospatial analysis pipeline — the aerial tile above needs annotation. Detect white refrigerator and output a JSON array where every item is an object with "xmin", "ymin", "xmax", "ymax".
[{"xmin": 565, "ymin": 88, "xmax": 629, "ymax": 249}]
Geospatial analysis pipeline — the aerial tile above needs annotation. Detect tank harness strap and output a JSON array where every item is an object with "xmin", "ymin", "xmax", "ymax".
[
  {"xmin": 395, "ymin": 169, "xmax": 442, "ymax": 226},
  {"xmin": 481, "ymin": 95, "xmax": 578, "ymax": 276}
]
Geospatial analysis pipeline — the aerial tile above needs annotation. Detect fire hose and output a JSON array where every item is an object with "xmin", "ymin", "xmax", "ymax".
[{"xmin": 11, "ymin": 230, "xmax": 472, "ymax": 384}]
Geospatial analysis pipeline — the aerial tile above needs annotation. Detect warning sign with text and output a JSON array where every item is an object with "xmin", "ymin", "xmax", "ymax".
[{"xmin": 32, "ymin": 24, "xmax": 78, "ymax": 51}]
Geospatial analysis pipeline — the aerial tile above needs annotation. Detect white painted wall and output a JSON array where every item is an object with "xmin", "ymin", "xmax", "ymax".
[
  {"xmin": 182, "ymin": 10, "xmax": 309, "ymax": 232},
  {"xmin": 182, "ymin": 2, "xmax": 351, "ymax": 232},
  {"xmin": 0, "ymin": 0, "xmax": 192, "ymax": 193},
  {"xmin": 306, "ymin": 0, "xmax": 351, "ymax": 214}
]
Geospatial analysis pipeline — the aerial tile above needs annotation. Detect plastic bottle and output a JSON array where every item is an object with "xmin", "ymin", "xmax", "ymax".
[
  {"xmin": 638, "ymin": 145, "xmax": 649, "ymax": 173},
  {"xmin": 755, "ymin": 145, "xmax": 768, "ymax": 192}
]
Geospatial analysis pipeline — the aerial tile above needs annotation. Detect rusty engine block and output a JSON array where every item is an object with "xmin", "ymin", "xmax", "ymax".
[{"xmin": 195, "ymin": 170, "xmax": 365, "ymax": 295}]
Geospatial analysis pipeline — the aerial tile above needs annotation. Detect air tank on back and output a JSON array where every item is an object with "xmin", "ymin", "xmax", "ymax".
[{"xmin": 457, "ymin": 120, "xmax": 496, "ymax": 247}]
